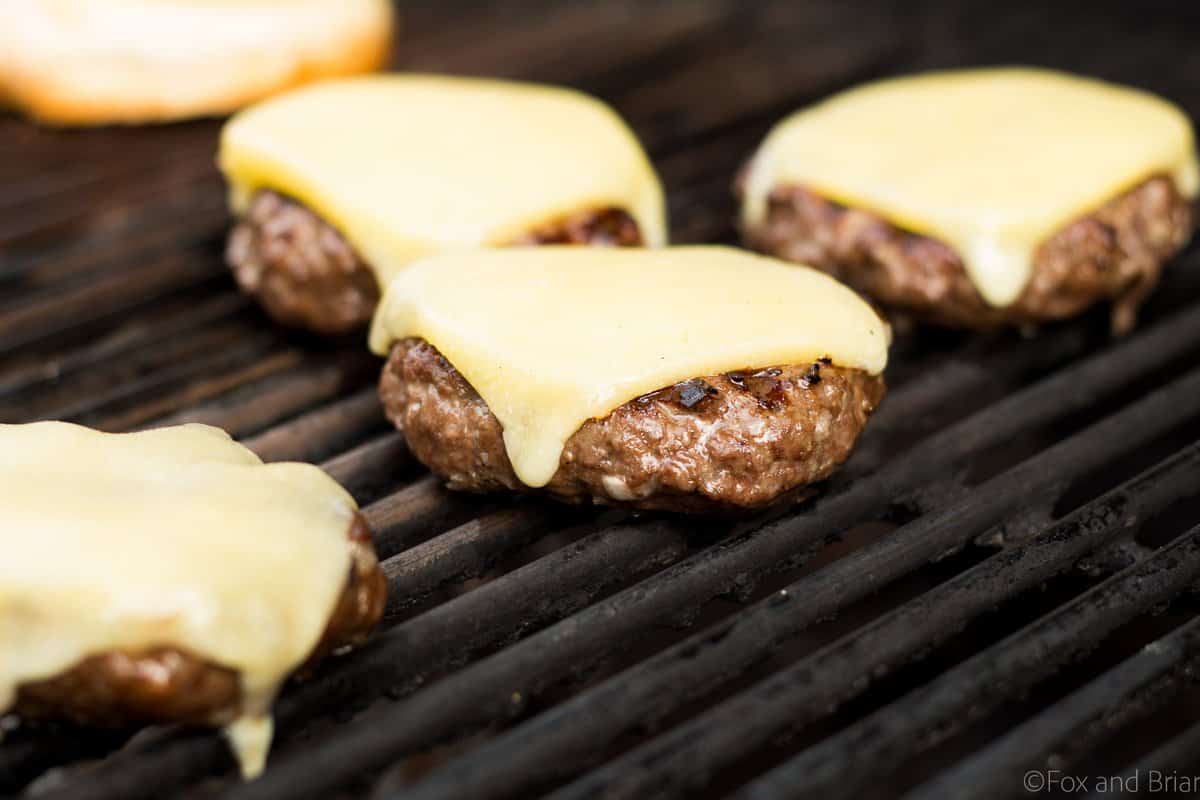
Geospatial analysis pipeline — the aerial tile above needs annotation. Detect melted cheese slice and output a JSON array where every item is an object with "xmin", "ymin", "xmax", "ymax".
[
  {"xmin": 370, "ymin": 246, "xmax": 888, "ymax": 487},
  {"xmin": 742, "ymin": 68, "xmax": 1200, "ymax": 307},
  {"xmin": 219, "ymin": 74, "xmax": 667, "ymax": 286},
  {"xmin": 0, "ymin": 422, "xmax": 358, "ymax": 778}
]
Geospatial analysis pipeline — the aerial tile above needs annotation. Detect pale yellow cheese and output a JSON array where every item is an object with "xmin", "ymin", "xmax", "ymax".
[
  {"xmin": 219, "ymin": 74, "xmax": 667, "ymax": 286},
  {"xmin": 742, "ymin": 68, "xmax": 1200, "ymax": 307},
  {"xmin": 0, "ymin": 422, "xmax": 358, "ymax": 778},
  {"xmin": 369, "ymin": 246, "xmax": 888, "ymax": 487}
]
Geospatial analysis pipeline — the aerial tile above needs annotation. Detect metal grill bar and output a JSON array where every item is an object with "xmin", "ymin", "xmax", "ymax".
[
  {"xmin": 541, "ymin": 438, "xmax": 1200, "ymax": 799},
  {"xmin": 242, "ymin": 388, "xmax": 386, "ymax": 463},
  {"xmin": 364, "ymin": 475, "xmax": 498, "ymax": 558},
  {"xmin": 0, "ymin": 158, "xmax": 219, "ymax": 251},
  {"xmin": 907, "ymin": 617, "xmax": 1200, "ymax": 799},
  {"xmin": 141, "ymin": 351, "xmax": 381, "ymax": 437},
  {"xmin": 733, "ymin": 528, "xmax": 1200, "ymax": 800},
  {"xmin": 319, "ymin": 433, "xmax": 412, "ymax": 500},
  {"xmin": 6, "ymin": 4, "xmax": 1200, "ymax": 798},
  {"xmin": 16, "ymin": 331, "xmax": 289, "ymax": 424},
  {"xmin": 0, "ymin": 254, "xmax": 227, "ymax": 354},
  {"xmin": 1, "ymin": 195, "xmax": 225, "ymax": 292},
  {"xmin": 395, "ymin": 425, "xmax": 1200, "ymax": 800},
  {"xmin": 0, "ymin": 293, "xmax": 251, "ymax": 396},
  {"xmin": 1085, "ymin": 719, "xmax": 1200, "ymax": 799},
  {"xmin": 0, "ymin": 315, "xmax": 271, "ymax": 415},
  {"xmin": 0, "ymin": 140, "xmax": 216, "ymax": 221},
  {"xmin": 89, "ymin": 350, "xmax": 308, "ymax": 432},
  {"xmin": 209, "ymin": 317, "xmax": 1200, "ymax": 800},
  {"xmin": 379, "ymin": 505, "xmax": 570, "ymax": 618},
  {"xmin": 9, "ymin": 160, "xmax": 1200, "ymax": 800},
  {"xmin": 40, "ymin": 521, "xmax": 691, "ymax": 800},
  {"xmin": 283, "ymin": 519, "xmax": 692, "ymax": 720}
]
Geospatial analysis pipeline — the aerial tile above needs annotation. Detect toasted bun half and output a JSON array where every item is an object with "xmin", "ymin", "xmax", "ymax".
[{"xmin": 0, "ymin": 0, "xmax": 395, "ymax": 126}]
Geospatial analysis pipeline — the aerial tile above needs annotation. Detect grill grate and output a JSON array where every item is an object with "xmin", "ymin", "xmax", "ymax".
[{"xmin": 4, "ymin": 1, "xmax": 1200, "ymax": 798}]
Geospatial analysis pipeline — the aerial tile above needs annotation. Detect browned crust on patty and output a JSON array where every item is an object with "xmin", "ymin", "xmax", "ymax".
[
  {"xmin": 740, "ymin": 175, "xmax": 1194, "ymax": 333},
  {"xmin": 13, "ymin": 512, "xmax": 385, "ymax": 728},
  {"xmin": 379, "ymin": 339, "xmax": 885, "ymax": 514},
  {"xmin": 226, "ymin": 192, "xmax": 381, "ymax": 337},
  {"xmin": 226, "ymin": 191, "xmax": 645, "ymax": 335}
]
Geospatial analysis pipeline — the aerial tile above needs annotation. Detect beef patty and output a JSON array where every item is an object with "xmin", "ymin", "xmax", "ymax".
[
  {"xmin": 380, "ymin": 339, "xmax": 885, "ymax": 514},
  {"xmin": 226, "ymin": 191, "xmax": 645, "ymax": 335},
  {"xmin": 740, "ymin": 175, "xmax": 1194, "ymax": 333},
  {"xmin": 13, "ymin": 512, "xmax": 386, "ymax": 728}
]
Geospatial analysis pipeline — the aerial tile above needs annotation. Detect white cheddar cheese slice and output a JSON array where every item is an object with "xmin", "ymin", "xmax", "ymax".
[
  {"xmin": 0, "ymin": 422, "xmax": 358, "ymax": 777},
  {"xmin": 370, "ymin": 246, "xmax": 888, "ymax": 487},
  {"xmin": 220, "ymin": 74, "xmax": 667, "ymax": 286},
  {"xmin": 741, "ymin": 68, "xmax": 1199, "ymax": 307}
]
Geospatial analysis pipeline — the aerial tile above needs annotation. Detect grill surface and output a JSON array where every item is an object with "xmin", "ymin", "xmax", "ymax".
[{"xmin": 4, "ymin": 1, "xmax": 1200, "ymax": 798}]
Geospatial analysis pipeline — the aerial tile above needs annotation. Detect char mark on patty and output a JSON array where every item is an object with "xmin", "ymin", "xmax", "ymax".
[{"xmin": 380, "ymin": 339, "xmax": 884, "ymax": 514}]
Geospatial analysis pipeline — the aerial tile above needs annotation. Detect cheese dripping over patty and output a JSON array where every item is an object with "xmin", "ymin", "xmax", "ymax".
[
  {"xmin": 370, "ymin": 246, "xmax": 888, "ymax": 487},
  {"xmin": 741, "ymin": 67, "xmax": 1199, "ymax": 307},
  {"xmin": 0, "ymin": 422, "xmax": 358, "ymax": 778},
  {"xmin": 219, "ymin": 74, "xmax": 668, "ymax": 287}
]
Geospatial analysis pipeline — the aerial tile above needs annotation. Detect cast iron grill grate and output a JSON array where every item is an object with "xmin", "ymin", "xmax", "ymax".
[{"xmin": 2, "ymin": 2, "xmax": 1200, "ymax": 798}]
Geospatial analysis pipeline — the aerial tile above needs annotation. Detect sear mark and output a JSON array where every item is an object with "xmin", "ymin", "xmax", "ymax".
[
  {"xmin": 799, "ymin": 361, "xmax": 823, "ymax": 389},
  {"xmin": 678, "ymin": 378, "xmax": 719, "ymax": 409}
]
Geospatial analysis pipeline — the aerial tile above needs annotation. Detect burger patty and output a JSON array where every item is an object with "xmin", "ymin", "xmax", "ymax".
[
  {"xmin": 740, "ymin": 175, "xmax": 1194, "ymax": 333},
  {"xmin": 13, "ymin": 512, "xmax": 386, "ymax": 728},
  {"xmin": 226, "ymin": 191, "xmax": 645, "ymax": 335},
  {"xmin": 380, "ymin": 339, "xmax": 885, "ymax": 513}
]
